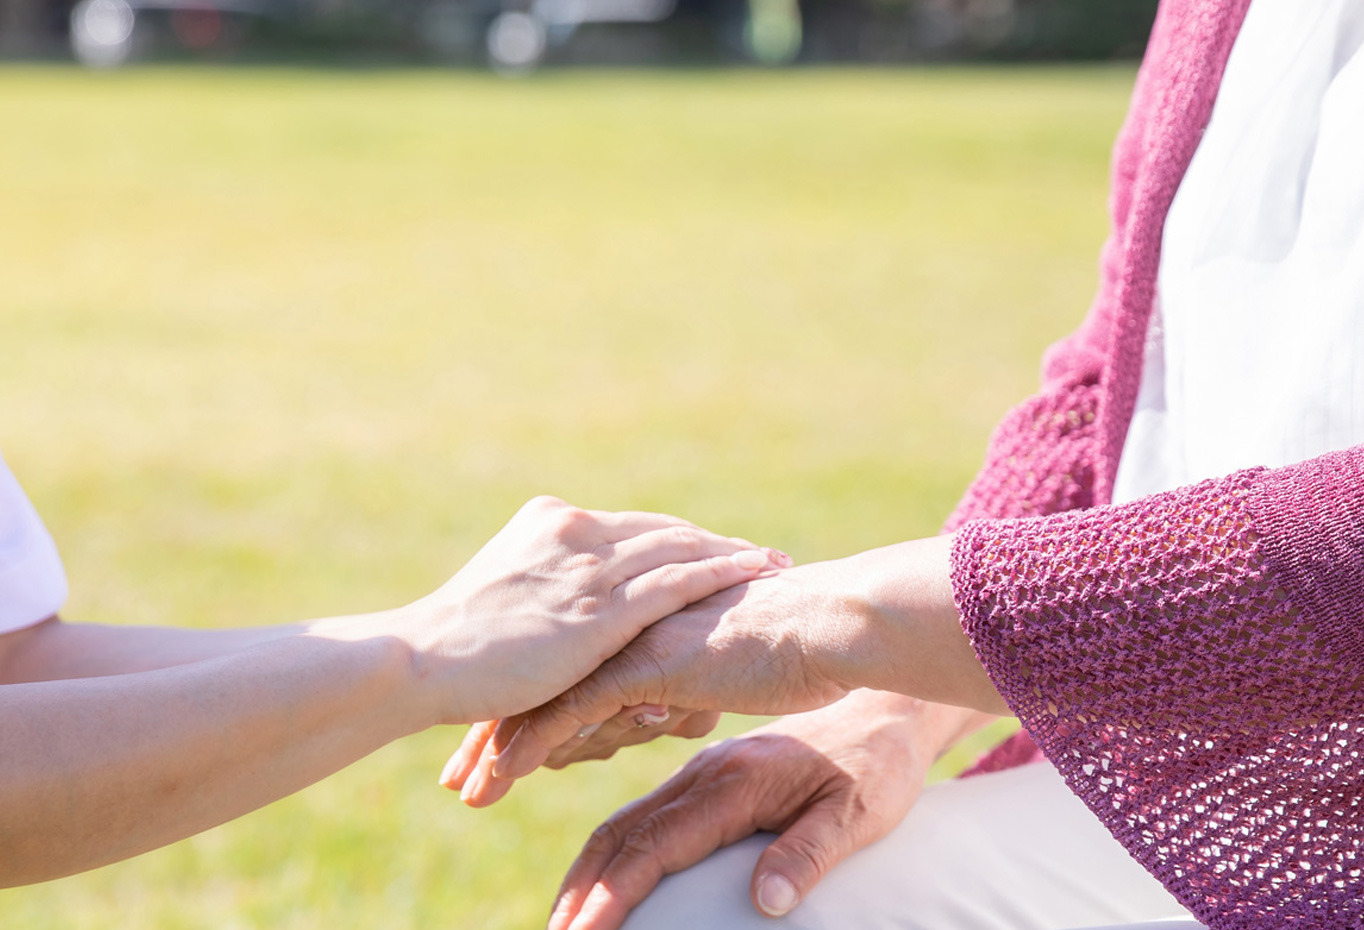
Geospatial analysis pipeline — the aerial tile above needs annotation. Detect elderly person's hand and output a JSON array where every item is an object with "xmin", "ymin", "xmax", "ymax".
[
  {"xmin": 473, "ymin": 533, "xmax": 1007, "ymax": 789},
  {"xmin": 545, "ymin": 692, "xmax": 996, "ymax": 930},
  {"xmin": 442, "ymin": 706, "xmax": 722, "ymax": 803}
]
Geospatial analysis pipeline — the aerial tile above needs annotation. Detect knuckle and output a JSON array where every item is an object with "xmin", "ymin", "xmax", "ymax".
[
  {"xmin": 651, "ymin": 561, "xmax": 688, "ymax": 592},
  {"xmin": 617, "ymin": 815, "xmax": 671, "ymax": 865},
  {"xmin": 680, "ymin": 741, "xmax": 729, "ymax": 775},
  {"xmin": 706, "ymin": 555, "xmax": 734, "ymax": 582},
  {"xmin": 523, "ymin": 495, "xmax": 566, "ymax": 515},
  {"xmin": 674, "ymin": 557, "xmax": 726, "ymax": 596},
  {"xmin": 688, "ymin": 742, "xmax": 749, "ymax": 783},
  {"xmin": 664, "ymin": 525, "xmax": 705, "ymax": 557},
  {"xmin": 613, "ymin": 641, "xmax": 667, "ymax": 692},
  {"xmin": 778, "ymin": 830, "xmax": 835, "ymax": 879},
  {"xmin": 564, "ymin": 549, "xmax": 606, "ymax": 578},
  {"xmin": 710, "ymin": 751, "xmax": 754, "ymax": 782},
  {"xmin": 526, "ymin": 706, "xmax": 580, "ymax": 751},
  {"xmin": 554, "ymin": 680, "xmax": 610, "ymax": 726},
  {"xmin": 550, "ymin": 505, "xmax": 595, "ymax": 543},
  {"xmin": 582, "ymin": 820, "xmax": 625, "ymax": 859}
]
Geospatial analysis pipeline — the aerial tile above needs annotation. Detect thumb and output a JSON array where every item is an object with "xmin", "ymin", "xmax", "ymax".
[{"xmin": 749, "ymin": 802, "xmax": 858, "ymax": 918}]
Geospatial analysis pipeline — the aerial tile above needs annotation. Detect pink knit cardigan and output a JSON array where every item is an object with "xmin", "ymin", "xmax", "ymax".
[{"xmin": 944, "ymin": 1, "xmax": 1364, "ymax": 926}]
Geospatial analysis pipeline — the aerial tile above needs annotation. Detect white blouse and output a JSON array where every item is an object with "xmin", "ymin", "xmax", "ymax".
[
  {"xmin": 1113, "ymin": 0, "xmax": 1364, "ymax": 504},
  {"xmin": 0, "ymin": 451, "xmax": 67, "ymax": 633}
]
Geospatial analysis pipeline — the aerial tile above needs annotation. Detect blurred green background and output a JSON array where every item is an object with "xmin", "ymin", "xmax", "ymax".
[{"xmin": 1, "ymin": 65, "xmax": 1128, "ymax": 928}]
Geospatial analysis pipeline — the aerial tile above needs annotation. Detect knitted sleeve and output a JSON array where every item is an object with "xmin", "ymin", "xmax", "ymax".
[{"xmin": 951, "ymin": 446, "xmax": 1364, "ymax": 928}]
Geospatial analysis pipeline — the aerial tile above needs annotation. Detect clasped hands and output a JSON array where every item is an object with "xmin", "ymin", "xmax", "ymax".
[{"xmin": 424, "ymin": 497, "xmax": 1005, "ymax": 930}]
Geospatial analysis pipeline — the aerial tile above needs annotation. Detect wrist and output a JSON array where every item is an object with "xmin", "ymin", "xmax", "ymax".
[
  {"xmin": 831, "ymin": 689, "xmax": 993, "ymax": 764},
  {"xmin": 306, "ymin": 608, "xmax": 441, "ymax": 735},
  {"xmin": 822, "ymin": 535, "xmax": 1007, "ymax": 713}
]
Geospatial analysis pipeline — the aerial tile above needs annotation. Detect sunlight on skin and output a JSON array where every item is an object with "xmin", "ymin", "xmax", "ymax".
[{"xmin": 0, "ymin": 66, "xmax": 1122, "ymax": 929}]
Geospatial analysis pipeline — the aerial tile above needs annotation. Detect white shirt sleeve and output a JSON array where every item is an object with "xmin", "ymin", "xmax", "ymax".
[{"xmin": 0, "ymin": 452, "xmax": 68, "ymax": 634}]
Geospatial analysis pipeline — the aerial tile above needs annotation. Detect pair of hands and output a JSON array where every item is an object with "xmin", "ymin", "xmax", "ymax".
[
  {"xmin": 445, "ymin": 532, "xmax": 1004, "ymax": 795},
  {"xmin": 433, "ymin": 519, "xmax": 1008, "ymax": 929}
]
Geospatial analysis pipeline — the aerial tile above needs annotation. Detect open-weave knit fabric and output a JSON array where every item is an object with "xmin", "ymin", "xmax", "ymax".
[
  {"xmin": 937, "ymin": 0, "xmax": 1364, "ymax": 925},
  {"xmin": 953, "ymin": 456, "xmax": 1364, "ymax": 927},
  {"xmin": 944, "ymin": 0, "xmax": 1253, "ymax": 776}
]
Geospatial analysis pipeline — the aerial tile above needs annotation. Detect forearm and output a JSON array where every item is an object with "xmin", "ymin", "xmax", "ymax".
[
  {"xmin": 815, "ymin": 535, "xmax": 1009, "ymax": 715},
  {"xmin": 0, "ymin": 497, "xmax": 777, "ymax": 884},
  {"xmin": 0, "ymin": 620, "xmax": 423, "ymax": 887},
  {"xmin": 0, "ymin": 616, "xmax": 305, "ymax": 683}
]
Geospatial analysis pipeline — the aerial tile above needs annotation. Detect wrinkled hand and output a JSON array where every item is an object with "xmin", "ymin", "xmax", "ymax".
[
  {"xmin": 442, "ymin": 707, "xmax": 722, "ymax": 803},
  {"xmin": 546, "ymin": 692, "xmax": 943, "ymax": 930},
  {"xmin": 480, "ymin": 535, "xmax": 1004, "ymax": 786},
  {"xmin": 480, "ymin": 558, "xmax": 869, "ymax": 785},
  {"xmin": 390, "ymin": 496, "xmax": 783, "ymax": 727}
]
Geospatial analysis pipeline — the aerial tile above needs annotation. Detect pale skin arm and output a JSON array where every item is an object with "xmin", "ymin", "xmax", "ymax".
[
  {"xmin": 0, "ymin": 616, "xmax": 304, "ymax": 683},
  {"xmin": 0, "ymin": 625, "xmax": 414, "ymax": 887},
  {"xmin": 0, "ymin": 496, "xmax": 783, "ymax": 888}
]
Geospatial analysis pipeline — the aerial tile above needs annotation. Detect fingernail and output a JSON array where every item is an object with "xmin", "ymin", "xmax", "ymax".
[
  {"xmin": 757, "ymin": 873, "xmax": 799, "ymax": 917},
  {"xmin": 574, "ymin": 722, "xmax": 603, "ymax": 740},
  {"xmin": 773, "ymin": 549, "xmax": 793, "ymax": 567},
  {"xmin": 547, "ymin": 896, "xmax": 571, "ymax": 930},
  {"xmin": 634, "ymin": 710, "xmax": 670, "ymax": 727},
  {"xmin": 490, "ymin": 751, "xmax": 513, "ymax": 779},
  {"xmin": 732, "ymin": 549, "xmax": 768, "ymax": 571},
  {"xmin": 460, "ymin": 764, "xmax": 486, "ymax": 803},
  {"xmin": 438, "ymin": 753, "xmax": 462, "ymax": 789}
]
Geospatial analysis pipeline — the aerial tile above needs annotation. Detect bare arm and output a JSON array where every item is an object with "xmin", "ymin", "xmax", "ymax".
[
  {"xmin": 0, "ymin": 497, "xmax": 779, "ymax": 887},
  {"xmin": 0, "ymin": 624, "xmax": 412, "ymax": 886},
  {"xmin": 0, "ymin": 616, "xmax": 304, "ymax": 683}
]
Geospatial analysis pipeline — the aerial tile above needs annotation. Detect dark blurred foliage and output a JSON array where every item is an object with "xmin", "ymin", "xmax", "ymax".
[
  {"xmin": 2, "ymin": 0, "xmax": 1158, "ymax": 67},
  {"xmin": 799, "ymin": 0, "xmax": 1161, "ymax": 62}
]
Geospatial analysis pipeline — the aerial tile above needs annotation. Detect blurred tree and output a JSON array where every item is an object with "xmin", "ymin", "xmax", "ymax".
[
  {"xmin": 0, "ymin": 0, "xmax": 45, "ymax": 53},
  {"xmin": 1004, "ymin": 0, "xmax": 1160, "ymax": 59},
  {"xmin": 1, "ymin": 0, "xmax": 1157, "ymax": 64},
  {"xmin": 797, "ymin": 0, "xmax": 1158, "ymax": 62}
]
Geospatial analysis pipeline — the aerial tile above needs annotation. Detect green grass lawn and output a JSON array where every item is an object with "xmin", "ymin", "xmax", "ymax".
[{"xmin": 0, "ymin": 64, "xmax": 1132, "ymax": 929}]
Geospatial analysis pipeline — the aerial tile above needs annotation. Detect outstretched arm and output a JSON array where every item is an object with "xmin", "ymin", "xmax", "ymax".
[
  {"xmin": 0, "ymin": 617, "xmax": 304, "ymax": 683},
  {"xmin": 0, "ymin": 626, "xmax": 412, "ymax": 887},
  {"xmin": 0, "ymin": 497, "xmax": 777, "ymax": 887}
]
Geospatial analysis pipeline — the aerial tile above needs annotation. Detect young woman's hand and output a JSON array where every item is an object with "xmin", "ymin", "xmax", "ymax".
[{"xmin": 367, "ymin": 496, "xmax": 787, "ymax": 728}]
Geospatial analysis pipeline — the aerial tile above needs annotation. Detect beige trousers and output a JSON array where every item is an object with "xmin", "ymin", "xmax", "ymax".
[{"xmin": 622, "ymin": 761, "xmax": 1205, "ymax": 930}]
